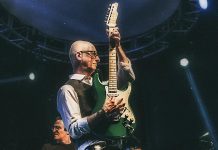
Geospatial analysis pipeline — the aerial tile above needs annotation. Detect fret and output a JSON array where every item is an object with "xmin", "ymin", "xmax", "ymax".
[
  {"xmin": 109, "ymin": 77, "xmax": 117, "ymax": 79},
  {"xmin": 109, "ymin": 80, "xmax": 117, "ymax": 82},
  {"xmin": 109, "ymin": 66, "xmax": 116, "ymax": 68},
  {"xmin": 109, "ymin": 83, "xmax": 117, "ymax": 85},
  {"xmin": 109, "ymin": 42, "xmax": 117, "ymax": 92},
  {"xmin": 108, "ymin": 85, "xmax": 117, "ymax": 88},
  {"xmin": 109, "ymin": 67, "xmax": 116, "ymax": 69},
  {"xmin": 109, "ymin": 69, "xmax": 116, "ymax": 71},
  {"xmin": 109, "ymin": 83, "xmax": 117, "ymax": 86},
  {"xmin": 109, "ymin": 69, "xmax": 116, "ymax": 72},
  {"xmin": 109, "ymin": 79, "xmax": 117, "ymax": 81},
  {"xmin": 109, "ymin": 86, "xmax": 117, "ymax": 88},
  {"xmin": 109, "ymin": 76, "xmax": 116, "ymax": 77},
  {"xmin": 109, "ymin": 75, "xmax": 116, "ymax": 77},
  {"xmin": 109, "ymin": 81, "xmax": 117, "ymax": 83},
  {"xmin": 109, "ymin": 79, "xmax": 116, "ymax": 81},
  {"xmin": 109, "ymin": 87, "xmax": 117, "ymax": 89}
]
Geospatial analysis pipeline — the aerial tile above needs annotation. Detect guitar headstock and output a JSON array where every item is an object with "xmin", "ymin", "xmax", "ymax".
[{"xmin": 105, "ymin": 3, "xmax": 118, "ymax": 28}]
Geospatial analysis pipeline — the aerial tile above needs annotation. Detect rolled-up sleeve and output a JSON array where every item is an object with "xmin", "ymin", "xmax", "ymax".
[
  {"xmin": 118, "ymin": 58, "xmax": 135, "ymax": 87},
  {"xmin": 57, "ymin": 85, "xmax": 91, "ymax": 139}
]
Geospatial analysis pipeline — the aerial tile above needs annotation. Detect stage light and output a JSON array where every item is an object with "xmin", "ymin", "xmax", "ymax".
[
  {"xmin": 199, "ymin": 0, "xmax": 208, "ymax": 9},
  {"xmin": 180, "ymin": 58, "xmax": 189, "ymax": 67},
  {"xmin": 29, "ymin": 72, "xmax": 35, "ymax": 80}
]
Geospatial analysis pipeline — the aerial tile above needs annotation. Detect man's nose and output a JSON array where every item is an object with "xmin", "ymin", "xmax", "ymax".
[{"xmin": 95, "ymin": 55, "xmax": 100, "ymax": 62}]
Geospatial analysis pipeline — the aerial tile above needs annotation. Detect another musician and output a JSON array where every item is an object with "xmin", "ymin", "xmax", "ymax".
[
  {"xmin": 41, "ymin": 116, "xmax": 76, "ymax": 150},
  {"xmin": 57, "ymin": 28, "xmax": 135, "ymax": 150}
]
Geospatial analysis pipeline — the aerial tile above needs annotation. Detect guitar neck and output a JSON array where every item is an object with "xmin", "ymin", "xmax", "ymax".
[
  {"xmin": 108, "ymin": 46, "xmax": 117, "ymax": 94},
  {"xmin": 106, "ymin": 2, "xmax": 119, "ymax": 95}
]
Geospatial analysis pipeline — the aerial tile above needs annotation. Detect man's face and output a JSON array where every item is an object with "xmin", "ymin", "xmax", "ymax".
[
  {"xmin": 80, "ymin": 48, "xmax": 100, "ymax": 73},
  {"xmin": 52, "ymin": 120, "xmax": 68, "ymax": 142}
]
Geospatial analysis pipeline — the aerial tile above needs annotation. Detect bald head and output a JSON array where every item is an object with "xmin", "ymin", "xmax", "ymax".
[{"xmin": 69, "ymin": 40, "xmax": 96, "ymax": 64}]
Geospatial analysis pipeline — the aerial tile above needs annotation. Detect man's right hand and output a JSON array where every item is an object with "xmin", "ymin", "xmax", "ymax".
[{"xmin": 102, "ymin": 97, "xmax": 125, "ymax": 117}]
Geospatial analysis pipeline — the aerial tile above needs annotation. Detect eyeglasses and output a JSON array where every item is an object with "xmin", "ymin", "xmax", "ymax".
[{"xmin": 80, "ymin": 51, "xmax": 99, "ymax": 59}]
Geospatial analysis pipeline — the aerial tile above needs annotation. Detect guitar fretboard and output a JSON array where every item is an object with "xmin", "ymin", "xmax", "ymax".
[{"xmin": 109, "ymin": 47, "xmax": 117, "ymax": 94}]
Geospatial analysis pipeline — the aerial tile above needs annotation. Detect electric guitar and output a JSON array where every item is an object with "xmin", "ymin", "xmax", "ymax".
[{"xmin": 92, "ymin": 2, "xmax": 136, "ymax": 137}]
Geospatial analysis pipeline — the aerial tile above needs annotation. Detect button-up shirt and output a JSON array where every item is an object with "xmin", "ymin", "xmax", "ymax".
[{"xmin": 57, "ymin": 60, "xmax": 135, "ymax": 150}]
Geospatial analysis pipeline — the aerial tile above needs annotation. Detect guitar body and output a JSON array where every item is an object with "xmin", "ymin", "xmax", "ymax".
[{"xmin": 92, "ymin": 73, "xmax": 136, "ymax": 137}]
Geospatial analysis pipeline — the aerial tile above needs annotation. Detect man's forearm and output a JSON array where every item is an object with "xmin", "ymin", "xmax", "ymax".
[
  {"xmin": 117, "ymin": 45, "xmax": 129, "ymax": 64},
  {"xmin": 87, "ymin": 109, "xmax": 108, "ymax": 130}
]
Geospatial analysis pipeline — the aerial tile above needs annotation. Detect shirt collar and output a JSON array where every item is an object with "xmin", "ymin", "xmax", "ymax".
[{"xmin": 69, "ymin": 74, "xmax": 93, "ymax": 85}]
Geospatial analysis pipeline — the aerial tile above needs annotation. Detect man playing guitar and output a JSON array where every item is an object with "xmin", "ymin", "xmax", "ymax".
[{"xmin": 57, "ymin": 3, "xmax": 136, "ymax": 150}]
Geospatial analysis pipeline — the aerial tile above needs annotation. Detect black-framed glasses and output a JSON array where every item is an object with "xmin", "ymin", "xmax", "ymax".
[{"xmin": 80, "ymin": 51, "xmax": 99, "ymax": 59}]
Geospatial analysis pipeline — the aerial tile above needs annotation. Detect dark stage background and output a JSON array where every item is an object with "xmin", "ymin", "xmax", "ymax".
[{"xmin": 1, "ymin": 2, "xmax": 218, "ymax": 150}]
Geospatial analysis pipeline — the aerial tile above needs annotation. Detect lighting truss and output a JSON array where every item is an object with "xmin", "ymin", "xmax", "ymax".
[{"xmin": 0, "ymin": 0, "xmax": 201, "ymax": 64}]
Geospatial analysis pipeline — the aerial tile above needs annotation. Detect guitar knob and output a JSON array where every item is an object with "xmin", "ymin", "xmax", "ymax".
[{"xmin": 124, "ymin": 115, "xmax": 128, "ymax": 120}]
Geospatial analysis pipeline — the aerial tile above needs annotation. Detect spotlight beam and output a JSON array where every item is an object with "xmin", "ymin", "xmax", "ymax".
[
  {"xmin": 184, "ymin": 67, "xmax": 218, "ymax": 150},
  {"xmin": 0, "ymin": 73, "xmax": 35, "ymax": 84},
  {"xmin": 0, "ymin": 76, "xmax": 26, "ymax": 84}
]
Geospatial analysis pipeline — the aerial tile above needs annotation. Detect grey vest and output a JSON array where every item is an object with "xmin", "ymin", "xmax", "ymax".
[{"xmin": 65, "ymin": 79, "xmax": 97, "ymax": 117}]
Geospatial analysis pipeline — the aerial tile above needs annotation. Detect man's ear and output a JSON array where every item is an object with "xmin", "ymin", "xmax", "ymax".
[
  {"xmin": 65, "ymin": 131, "xmax": 70, "ymax": 135},
  {"xmin": 64, "ymin": 128, "xmax": 69, "ymax": 135},
  {"xmin": 75, "ymin": 52, "xmax": 82, "ymax": 61}
]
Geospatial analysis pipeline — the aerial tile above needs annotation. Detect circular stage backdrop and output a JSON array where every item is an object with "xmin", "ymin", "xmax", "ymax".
[{"xmin": 0, "ymin": 0, "xmax": 181, "ymax": 43}]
